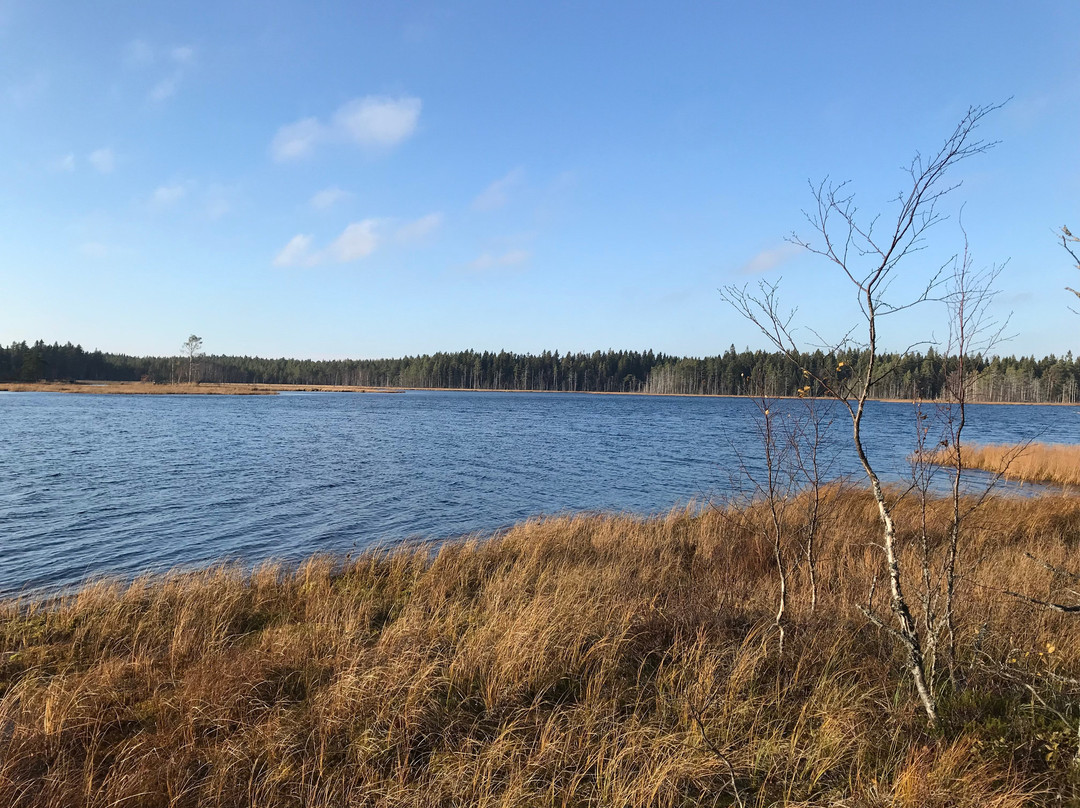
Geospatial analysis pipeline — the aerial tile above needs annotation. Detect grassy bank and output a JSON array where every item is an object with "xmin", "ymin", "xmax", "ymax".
[
  {"xmin": 2, "ymin": 493, "xmax": 1080, "ymax": 806},
  {"xmin": 0, "ymin": 381, "xmax": 401, "ymax": 395},
  {"xmin": 926, "ymin": 442, "xmax": 1080, "ymax": 487},
  {"xmin": 7, "ymin": 380, "xmax": 1080, "ymax": 404}
]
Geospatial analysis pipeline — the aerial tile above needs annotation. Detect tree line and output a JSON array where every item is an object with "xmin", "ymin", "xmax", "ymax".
[{"xmin": 2, "ymin": 339, "xmax": 1079, "ymax": 403}]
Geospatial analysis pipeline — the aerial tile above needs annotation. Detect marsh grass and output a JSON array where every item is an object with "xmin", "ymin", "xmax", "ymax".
[
  {"xmin": 925, "ymin": 442, "xmax": 1080, "ymax": 487},
  {"xmin": 0, "ymin": 381, "xmax": 397, "ymax": 395},
  {"xmin": 2, "ymin": 493, "xmax": 1079, "ymax": 806}
]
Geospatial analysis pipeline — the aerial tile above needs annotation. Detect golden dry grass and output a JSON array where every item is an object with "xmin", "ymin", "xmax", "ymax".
[
  {"xmin": 0, "ymin": 381, "xmax": 401, "ymax": 395},
  {"xmin": 926, "ymin": 442, "xmax": 1080, "ymax": 487},
  {"xmin": 2, "ymin": 493, "xmax": 1079, "ymax": 806}
]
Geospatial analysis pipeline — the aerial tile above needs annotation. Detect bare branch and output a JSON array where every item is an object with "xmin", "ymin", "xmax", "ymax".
[
  {"xmin": 1025, "ymin": 552, "xmax": 1080, "ymax": 584},
  {"xmin": 964, "ymin": 576, "xmax": 1080, "ymax": 614}
]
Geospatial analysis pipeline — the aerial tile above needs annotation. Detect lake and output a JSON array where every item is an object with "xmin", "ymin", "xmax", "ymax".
[{"xmin": 2, "ymin": 391, "xmax": 1078, "ymax": 597}]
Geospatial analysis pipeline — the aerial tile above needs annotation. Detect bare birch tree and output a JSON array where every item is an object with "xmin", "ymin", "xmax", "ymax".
[
  {"xmin": 722, "ymin": 103, "xmax": 1003, "ymax": 724},
  {"xmin": 724, "ymin": 391, "xmax": 797, "ymax": 654},
  {"xmin": 784, "ymin": 396, "xmax": 840, "ymax": 614},
  {"xmin": 937, "ymin": 234, "xmax": 1010, "ymax": 679}
]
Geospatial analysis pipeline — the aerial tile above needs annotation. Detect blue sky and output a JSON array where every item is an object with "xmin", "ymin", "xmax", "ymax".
[{"xmin": 1, "ymin": 2, "xmax": 1077, "ymax": 360}]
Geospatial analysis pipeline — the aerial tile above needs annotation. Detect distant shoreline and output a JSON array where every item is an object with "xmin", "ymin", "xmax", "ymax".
[
  {"xmin": 0, "ymin": 381, "xmax": 403, "ymax": 396},
  {"xmin": 1, "ymin": 379, "xmax": 1078, "ymax": 407}
]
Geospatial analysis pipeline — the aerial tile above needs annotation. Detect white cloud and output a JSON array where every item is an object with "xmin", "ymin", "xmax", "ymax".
[
  {"xmin": 473, "ymin": 168, "xmax": 524, "ymax": 211},
  {"xmin": 327, "ymin": 220, "xmax": 380, "ymax": 262},
  {"xmin": 149, "ymin": 75, "xmax": 179, "ymax": 102},
  {"xmin": 739, "ymin": 243, "xmax": 803, "ymax": 275},
  {"xmin": 270, "ymin": 117, "xmax": 323, "ymax": 161},
  {"xmin": 273, "ymin": 212, "xmax": 437, "ymax": 268},
  {"xmin": 151, "ymin": 183, "xmax": 190, "ymax": 206},
  {"xmin": 310, "ymin": 187, "xmax": 353, "ymax": 210},
  {"xmin": 170, "ymin": 46, "xmax": 195, "ymax": 64},
  {"xmin": 50, "ymin": 153, "xmax": 75, "ymax": 173},
  {"xmin": 274, "ymin": 219, "xmax": 382, "ymax": 267},
  {"xmin": 270, "ymin": 95, "xmax": 421, "ymax": 162},
  {"xmin": 466, "ymin": 249, "xmax": 530, "ymax": 272},
  {"xmin": 395, "ymin": 212, "xmax": 443, "ymax": 243},
  {"xmin": 89, "ymin": 148, "xmax": 115, "ymax": 174},
  {"xmin": 273, "ymin": 234, "xmax": 315, "ymax": 267},
  {"xmin": 332, "ymin": 96, "xmax": 421, "ymax": 147},
  {"xmin": 125, "ymin": 40, "xmax": 195, "ymax": 102}
]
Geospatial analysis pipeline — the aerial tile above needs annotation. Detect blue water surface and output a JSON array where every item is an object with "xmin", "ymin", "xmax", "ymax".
[{"xmin": 2, "ymin": 391, "xmax": 1078, "ymax": 596}]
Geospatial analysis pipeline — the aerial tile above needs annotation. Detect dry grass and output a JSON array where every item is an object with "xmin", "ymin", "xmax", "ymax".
[
  {"xmin": 925, "ymin": 442, "xmax": 1080, "ymax": 487},
  {"xmin": 0, "ymin": 381, "xmax": 401, "ymax": 395},
  {"xmin": 2, "ymin": 493, "xmax": 1080, "ymax": 806}
]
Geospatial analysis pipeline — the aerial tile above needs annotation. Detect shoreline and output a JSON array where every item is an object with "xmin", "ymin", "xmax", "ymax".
[
  {"xmin": 1, "ymin": 379, "xmax": 1078, "ymax": 406},
  {"xmin": 0, "ymin": 381, "xmax": 404, "ymax": 395},
  {"xmin": 7, "ymin": 479, "xmax": 1075, "ymax": 602}
]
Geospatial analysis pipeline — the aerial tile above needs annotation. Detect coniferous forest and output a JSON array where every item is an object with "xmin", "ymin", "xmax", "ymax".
[{"xmin": 2, "ymin": 339, "xmax": 1079, "ymax": 402}]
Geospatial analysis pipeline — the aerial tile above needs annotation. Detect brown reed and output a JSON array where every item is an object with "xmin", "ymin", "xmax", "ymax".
[
  {"xmin": 924, "ymin": 441, "xmax": 1080, "ymax": 487},
  {"xmin": 1, "ymin": 492, "xmax": 1078, "ymax": 806}
]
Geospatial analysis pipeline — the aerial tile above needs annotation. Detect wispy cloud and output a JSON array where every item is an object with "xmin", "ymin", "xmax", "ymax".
[
  {"xmin": 327, "ymin": 220, "xmax": 380, "ymax": 262},
  {"xmin": 472, "ymin": 168, "xmax": 524, "ymax": 211},
  {"xmin": 310, "ymin": 187, "xmax": 353, "ymax": 210},
  {"xmin": 149, "ymin": 75, "xmax": 180, "ymax": 102},
  {"xmin": 49, "ymin": 153, "xmax": 75, "ymax": 173},
  {"xmin": 146, "ymin": 180, "xmax": 232, "ymax": 218},
  {"xmin": 7, "ymin": 72, "xmax": 48, "ymax": 106},
  {"xmin": 125, "ymin": 39, "xmax": 196, "ymax": 102},
  {"xmin": 739, "ymin": 243, "xmax": 802, "ymax": 275},
  {"xmin": 1002, "ymin": 290, "xmax": 1033, "ymax": 305},
  {"xmin": 270, "ymin": 118, "xmax": 322, "ymax": 161},
  {"xmin": 273, "ymin": 220, "xmax": 382, "ymax": 267},
  {"xmin": 395, "ymin": 212, "xmax": 443, "ymax": 243},
  {"xmin": 273, "ymin": 234, "xmax": 316, "ymax": 267},
  {"xmin": 466, "ymin": 249, "xmax": 530, "ymax": 272},
  {"xmin": 274, "ymin": 211, "xmax": 440, "ymax": 267},
  {"xmin": 124, "ymin": 39, "xmax": 156, "ymax": 67},
  {"xmin": 203, "ymin": 185, "xmax": 233, "ymax": 219},
  {"xmin": 88, "ymin": 148, "xmax": 115, "ymax": 174},
  {"xmin": 77, "ymin": 240, "xmax": 133, "ymax": 260},
  {"xmin": 270, "ymin": 95, "xmax": 422, "ymax": 162},
  {"xmin": 150, "ymin": 183, "xmax": 190, "ymax": 206},
  {"xmin": 333, "ymin": 97, "xmax": 421, "ymax": 147},
  {"xmin": 170, "ymin": 46, "xmax": 195, "ymax": 64}
]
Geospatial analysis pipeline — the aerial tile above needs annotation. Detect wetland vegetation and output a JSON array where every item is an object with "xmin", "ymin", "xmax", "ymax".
[{"xmin": 3, "ymin": 493, "xmax": 1080, "ymax": 806}]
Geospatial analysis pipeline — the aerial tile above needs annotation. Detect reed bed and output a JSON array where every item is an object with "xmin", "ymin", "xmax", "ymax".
[
  {"xmin": 0, "ymin": 381, "xmax": 398, "ymax": 395},
  {"xmin": 0, "ymin": 381, "xmax": 276, "ymax": 395},
  {"xmin": 926, "ymin": 442, "xmax": 1080, "ymax": 487},
  {"xmin": 2, "ymin": 492, "xmax": 1079, "ymax": 806}
]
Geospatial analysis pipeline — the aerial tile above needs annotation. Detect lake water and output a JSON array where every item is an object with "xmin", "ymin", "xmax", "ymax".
[{"xmin": 2, "ymin": 391, "xmax": 1079, "ymax": 597}]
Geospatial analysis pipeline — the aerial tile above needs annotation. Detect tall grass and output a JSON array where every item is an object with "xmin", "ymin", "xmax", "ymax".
[
  {"xmin": 2, "ymin": 493, "xmax": 1079, "ymax": 806},
  {"xmin": 925, "ymin": 442, "xmax": 1080, "ymax": 487},
  {"xmin": 0, "ymin": 381, "xmax": 394, "ymax": 395}
]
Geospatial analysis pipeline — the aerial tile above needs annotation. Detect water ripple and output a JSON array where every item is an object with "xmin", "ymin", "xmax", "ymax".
[{"xmin": 3, "ymin": 392, "xmax": 1079, "ymax": 596}]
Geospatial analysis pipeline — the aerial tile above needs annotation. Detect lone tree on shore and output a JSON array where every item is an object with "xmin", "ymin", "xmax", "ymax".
[{"xmin": 182, "ymin": 335, "xmax": 204, "ymax": 384}]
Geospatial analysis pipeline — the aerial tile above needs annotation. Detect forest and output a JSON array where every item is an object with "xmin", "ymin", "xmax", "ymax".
[{"xmin": 2, "ymin": 339, "xmax": 1079, "ymax": 403}]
